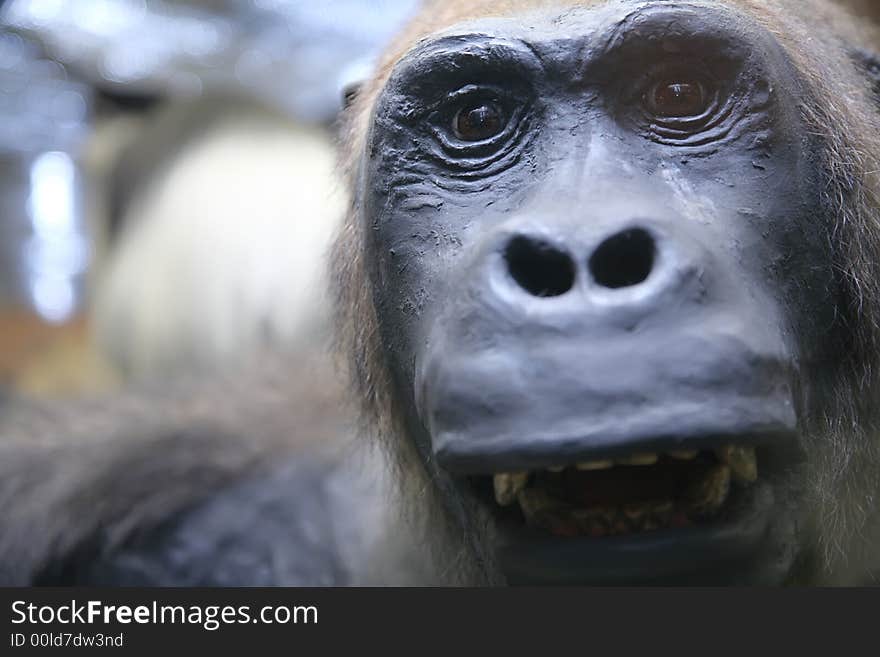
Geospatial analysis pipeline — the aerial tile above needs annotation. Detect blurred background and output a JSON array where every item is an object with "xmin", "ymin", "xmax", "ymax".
[{"xmin": 0, "ymin": 0, "xmax": 419, "ymax": 397}]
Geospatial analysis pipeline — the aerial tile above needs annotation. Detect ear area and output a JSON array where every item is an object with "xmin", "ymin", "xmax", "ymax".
[
  {"xmin": 338, "ymin": 57, "xmax": 373, "ymax": 111},
  {"xmin": 342, "ymin": 80, "xmax": 364, "ymax": 110},
  {"xmin": 851, "ymin": 47, "xmax": 880, "ymax": 103}
]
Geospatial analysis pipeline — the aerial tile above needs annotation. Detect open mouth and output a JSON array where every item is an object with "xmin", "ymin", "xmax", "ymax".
[{"xmin": 477, "ymin": 445, "xmax": 759, "ymax": 538}]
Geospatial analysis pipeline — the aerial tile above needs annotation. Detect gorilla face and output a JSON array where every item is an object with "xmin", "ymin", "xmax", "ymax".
[{"xmin": 362, "ymin": 1, "xmax": 839, "ymax": 584}]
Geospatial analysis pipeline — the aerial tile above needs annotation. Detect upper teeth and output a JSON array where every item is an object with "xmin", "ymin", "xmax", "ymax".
[
  {"xmin": 491, "ymin": 446, "xmax": 759, "ymax": 506},
  {"xmin": 576, "ymin": 460, "xmax": 613, "ymax": 471},
  {"xmin": 715, "ymin": 445, "xmax": 758, "ymax": 483},
  {"xmin": 493, "ymin": 472, "xmax": 529, "ymax": 506},
  {"xmin": 617, "ymin": 453, "xmax": 659, "ymax": 466},
  {"xmin": 683, "ymin": 464, "xmax": 731, "ymax": 517}
]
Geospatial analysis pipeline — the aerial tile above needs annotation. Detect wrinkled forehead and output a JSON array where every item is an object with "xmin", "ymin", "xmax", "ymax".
[{"xmin": 398, "ymin": 0, "xmax": 767, "ymax": 66}]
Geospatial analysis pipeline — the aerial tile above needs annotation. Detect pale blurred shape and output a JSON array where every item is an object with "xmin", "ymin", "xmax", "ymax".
[
  {"xmin": 28, "ymin": 150, "xmax": 75, "ymax": 233},
  {"xmin": 94, "ymin": 116, "xmax": 345, "ymax": 376},
  {"xmin": 31, "ymin": 275, "xmax": 75, "ymax": 324},
  {"xmin": 26, "ymin": 151, "xmax": 86, "ymax": 323}
]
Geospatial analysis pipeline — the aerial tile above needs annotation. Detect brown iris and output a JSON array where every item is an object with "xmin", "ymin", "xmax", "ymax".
[
  {"xmin": 646, "ymin": 79, "xmax": 708, "ymax": 118},
  {"xmin": 453, "ymin": 101, "xmax": 504, "ymax": 141}
]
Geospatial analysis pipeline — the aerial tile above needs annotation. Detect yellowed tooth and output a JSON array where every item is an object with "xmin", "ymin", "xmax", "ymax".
[
  {"xmin": 669, "ymin": 450, "xmax": 699, "ymax": 460},
  {"xmin": 643, "ymin": 518, "xmax": 661, "ymax": 532},
  {"xmin": 516, "ymin": 488, "xmax": 561, "ymax": 525},
  {"xmin": 510, "ymin": 472, "xmax": 530, "ymax": 497},
  {"xmin": 716, "ymin": 445, "xmax": 758, "ymax": 483},
  {"xmin": 576, "ymin": 460, "xmax": 614, "ymax": 471},
  {"xmin": 572, "ymin": 506, "xmax": 614, "ymax": 533},
  {"xmin": 684, "ymin": 464, "xmax": 731, "ymax": 517},
  {"xmin": 618, "ymin": 453, "xmax": 659, "ymax": 466},
  {"xmin": 645, "ymin": 500, "xmax": 674, "ymax": 531},
  {"xmin": 648, "ymin": 500, "xmax": 675, "ymax": 518},
  {"xmin": 493, "ymin": 472, "xmax": 529, "ymax": 507},
  {"xmin": 623, "ymin": 503, "xmax": 648, "ymax": 521}
]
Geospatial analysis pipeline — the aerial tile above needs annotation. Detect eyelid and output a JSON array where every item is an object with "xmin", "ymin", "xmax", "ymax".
[
  {"xmin": 424, "ymin": 83, "xmax": 523, "ymax": 141},
  {"xmin": 595, "ymin": 3, "xmax": 749, "ymax": 61},
  {"xmin": 434, "ymin": 91, "xmax": 521, "ymax": 143},
  {"xmin": 392, "ymin": 34, "xmax": 543, "ymax": 77},
  {"xmin": 442, "ymin": 85, "xmax": 506, "ymax": 107},
  {"xmin": 383, "ymin": 37, "xmax": 542, "ymax": 116}
]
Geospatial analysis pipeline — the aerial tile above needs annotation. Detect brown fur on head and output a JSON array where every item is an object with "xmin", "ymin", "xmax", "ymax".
[{"xmin": 331, "ymin": 0, "xmax": 880, "ymax": 583}]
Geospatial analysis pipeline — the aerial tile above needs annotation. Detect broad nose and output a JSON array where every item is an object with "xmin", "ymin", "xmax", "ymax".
[{"xmin": 502, "ymin": 226, "xmax": 660, "ymax": 299}]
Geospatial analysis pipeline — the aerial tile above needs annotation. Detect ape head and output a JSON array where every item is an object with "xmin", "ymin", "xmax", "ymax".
[{"xmin": 334, "ymin": 0, "xmax": 880, "ymax": 585}]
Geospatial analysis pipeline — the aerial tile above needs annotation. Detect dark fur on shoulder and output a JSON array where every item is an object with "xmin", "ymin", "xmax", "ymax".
[{"xmin": 0, "ymin": 353, "xmax": 365, "ymax": 585}]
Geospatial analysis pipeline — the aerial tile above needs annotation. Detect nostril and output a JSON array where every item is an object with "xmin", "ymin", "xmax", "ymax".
[
  {"xmin": 589, "ymin": 228, "xmax": 656, "ymax": 289},
  {"xmin": 504, "ymin": 236, "xmax": 576, "ymax": 298}
]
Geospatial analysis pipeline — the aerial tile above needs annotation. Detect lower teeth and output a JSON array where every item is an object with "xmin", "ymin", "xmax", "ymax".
[
  {"xmin": 519, "ymin": 495, "xmax": 691, "ymax": 537},
  {"xmin": 520, "ymin": 498, "xmax": 690, "ymax": 537}
]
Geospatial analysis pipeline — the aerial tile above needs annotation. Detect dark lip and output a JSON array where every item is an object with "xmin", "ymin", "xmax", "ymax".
[
  {"xmin": 435, "ymin": 425, "xmax": 800, "ymax": 474},
  {"xmin": 495, "ymin": 482, "xmax": 783, "ymax": 585},
  {"xmin": 426, "ymin": 342, "xmax": 798, "ymax": 476},
  {"xmin": 439, "ymin": 428, "xmax": 802, "ymax": 476}
]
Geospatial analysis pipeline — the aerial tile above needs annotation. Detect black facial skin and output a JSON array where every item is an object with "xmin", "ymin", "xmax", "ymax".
[
  {"xmin": 364, "ymin": 1, "xmax": 840, "ymax": 584},
  {"xmin": 853, "ymin": 48, "xmax": 880, "ymax": 103}
]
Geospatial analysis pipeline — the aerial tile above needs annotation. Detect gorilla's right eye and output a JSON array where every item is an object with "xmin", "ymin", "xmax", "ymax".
[
  {"xmin": 452, "ymin": 101, "xmax": 506, "ymax": 141},
  {"xmin": 424, "ymin": 83, "xmax": 531, "ymax": 165},
  {"xmin": 645, "ymin": 79, "xmax": 709, "ymax": 118}
]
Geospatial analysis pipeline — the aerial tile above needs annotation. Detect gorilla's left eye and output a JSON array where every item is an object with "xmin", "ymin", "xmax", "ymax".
[
  {"xmin": 624, "ymin": 65, "xmax": 737, "ymax": 146},
  {"xmin": 644, "ymin": 78, "xmax": 709, "ymax": 118},
  {"xmin": 453, "ymin": 101, "xmax": 506, "ymax": 141}
]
